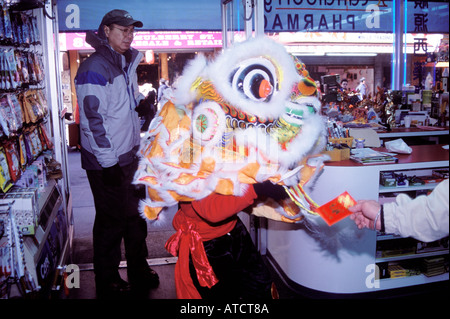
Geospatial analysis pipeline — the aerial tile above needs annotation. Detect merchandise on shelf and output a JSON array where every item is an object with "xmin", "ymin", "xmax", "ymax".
[
  {"xmin": 379, "ymin": 170, "xmax": 448, "ymax": 188},
  {"xmin": 432, "ymin": 168, "xmax": 449, "ymax": 179},
  {"xmin": 1, "ymin": 1, "xmax": 70, "ymax": 299},
  {"xmin": 422, "ymin": 257, "xmax": 447, "ymax": 277},
  {"xmin": 0, "ymin": 125, "xmax": 53, "ymax": 193}
]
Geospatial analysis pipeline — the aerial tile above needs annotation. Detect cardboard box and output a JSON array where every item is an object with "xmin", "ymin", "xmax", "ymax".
[
  {"xmin": 380, "ymin": 172, "xmax": 396, "ymax": 187},
  {"xmin": 328, "ymin": 137, "xmax": 354, "ymax": 148},
  {"xmin": 15, "ymin": 166, "xmax": 39, "ymax": 188},
  {"xmin": 0, "ymin": 191, "xmax": 38, "ymax": 236},
  {"xmin": 323, "ymin": 148, "xmax": 350, "ymax": 162},
  {"xmin": 9, "ymin": 186, "xmax": 39, "ymax": 204},
  {"xmin": 31, "ymin": 157, "xmax": 47, "ymax": 190}
]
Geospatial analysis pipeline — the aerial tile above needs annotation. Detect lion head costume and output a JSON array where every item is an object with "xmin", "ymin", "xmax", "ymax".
[{"xmin": 133, "ymin": 37, "xmax": 328, "ymax": 223}]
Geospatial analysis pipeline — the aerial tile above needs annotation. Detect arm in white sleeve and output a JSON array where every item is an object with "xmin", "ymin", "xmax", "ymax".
[{"xmin": 383, "ymin": 179, "xmax": 449, "ymax": 242}]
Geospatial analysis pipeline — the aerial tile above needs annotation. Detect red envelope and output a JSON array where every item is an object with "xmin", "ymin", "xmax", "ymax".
[{"xmin": 316, "ymin": 191, "xmax": 357, "ymax": 226}]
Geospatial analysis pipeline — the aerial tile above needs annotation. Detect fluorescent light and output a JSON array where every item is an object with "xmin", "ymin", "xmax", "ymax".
[
  {"xmin": 292, "ymin": 52, "xmax": 325, "ymax": 56},
  {"xmin": 325, "ymin": 53, "xmax": 377, "ymax": 57},
  {"xmin": 436, "ymin": 61, "xmax": 449, "ymax": 68}
]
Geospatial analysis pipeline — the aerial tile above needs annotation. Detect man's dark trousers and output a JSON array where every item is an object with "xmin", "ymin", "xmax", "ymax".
[{"xmin": 86, "ymin": 158, "xmax": 148, "ymax": 285}]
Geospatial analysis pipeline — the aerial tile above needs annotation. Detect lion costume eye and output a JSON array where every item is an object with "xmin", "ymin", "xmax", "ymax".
[
  {"xmin": 230, "ymin": 58, "xmax": 277, "ymax": 102},
  {"xmin": 192, "ymin": 101, "xmax": 226, "ymax": 146}
]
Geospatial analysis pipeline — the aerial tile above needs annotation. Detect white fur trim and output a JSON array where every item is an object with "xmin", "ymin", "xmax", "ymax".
[
  {"xmin": 173, "ymin": 54, "xmax": 208, "ymax": 105},
  {"xmin": 207, "ymin": 37, "xmax": 300, "ymax": 119}
]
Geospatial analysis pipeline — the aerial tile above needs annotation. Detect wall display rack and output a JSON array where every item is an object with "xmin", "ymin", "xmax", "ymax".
[{"xmin": 1, "ymin": 0, "xmax": 71, "ymax": 299}]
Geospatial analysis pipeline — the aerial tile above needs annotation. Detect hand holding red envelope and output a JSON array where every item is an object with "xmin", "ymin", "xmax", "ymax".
[{"xmin": 315, "ymin": 191, "xmax": 357, "ymax": 226}]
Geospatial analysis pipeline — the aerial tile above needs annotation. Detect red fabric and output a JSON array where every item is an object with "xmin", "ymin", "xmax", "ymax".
[{"xmin": 165, "ymin": 185, "xmax": 258, "ymax": 299}]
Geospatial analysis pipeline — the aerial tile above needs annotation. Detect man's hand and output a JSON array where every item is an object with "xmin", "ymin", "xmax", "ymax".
[{"xmin": 349, "ymin": 200, "xmax": 381, "ymax": 230}]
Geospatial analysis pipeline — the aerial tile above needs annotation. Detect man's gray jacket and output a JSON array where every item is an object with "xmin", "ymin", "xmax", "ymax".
[{"xmin": 75, "ymin": 29, "xmax": 142, "ymax": 170}]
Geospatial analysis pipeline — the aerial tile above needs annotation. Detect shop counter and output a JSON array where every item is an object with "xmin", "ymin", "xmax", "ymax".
[
  {"xmin": 377, "ymin": 127, "xmax": 449, "ymax": 143},
  {"xmin": 266, "ymin": 144, "xmax": 449, "ymax": 295}
]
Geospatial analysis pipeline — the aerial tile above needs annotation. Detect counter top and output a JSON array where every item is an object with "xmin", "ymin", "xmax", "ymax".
[
  {"xmin": 326, "ymin": 144, "xmax": 449, "ymax": 167},
  {"xmin": 377, "ymin": 126, "xmax": 449, "ymax": 138}
]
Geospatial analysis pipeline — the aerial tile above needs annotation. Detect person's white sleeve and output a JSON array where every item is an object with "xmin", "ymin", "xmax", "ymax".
[{"xmin": 383, "ymin": 179, "xmax": 449, "ymax": 242}]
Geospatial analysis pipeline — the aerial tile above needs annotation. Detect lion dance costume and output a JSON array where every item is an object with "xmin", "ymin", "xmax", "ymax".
[{"xmin": 133, "ymin": 37, "xmax": 329, "ymax": 297}]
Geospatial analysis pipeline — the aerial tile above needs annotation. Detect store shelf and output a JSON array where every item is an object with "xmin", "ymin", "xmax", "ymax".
[
  {"xmin": 377, "ymin": 233, "xmax": 403, "ymax": 241},
  {"xmin": 378, "ymin": 128, "xmax": 449, "ymax": 139},
  {"xmin": 379, "ymin": 183, "xmax": 438, "ymax": 193},
  {"xmin": 19, "ymin": 178, "xmax": 70, "ymax": 296},
  {"xmin": 379, "ymin": 273, "xmax": 449, "ymax": 290},
  {"xmin": 0, "ymin": 1, "xmax": 72, "ymax": 299},
  {"xmin": 376, "ymin": 249, "xmax": 449, "ymax": 263},
  {"xmin": 28, "ymin": 180, "xmax": 63, "ymax": 264}
]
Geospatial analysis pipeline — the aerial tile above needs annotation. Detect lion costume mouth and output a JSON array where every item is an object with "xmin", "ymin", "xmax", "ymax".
[
  {"xmin": 222, "ymin": 103, "xmax": 274, "ymax": 131},
  {"xmin": 192, "ymin": 78, "xmax": 319, "ymax": 144}
]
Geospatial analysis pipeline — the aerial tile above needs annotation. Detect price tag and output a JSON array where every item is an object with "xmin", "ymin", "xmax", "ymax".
[{"xmin": 316, "ymin": 191, "xmax": 356, "ymax": 226}]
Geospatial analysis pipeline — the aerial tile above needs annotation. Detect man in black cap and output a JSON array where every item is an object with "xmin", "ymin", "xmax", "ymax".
[{"xmin": 75, "ymin": 9, "xmax": 159, "ymax": 299}]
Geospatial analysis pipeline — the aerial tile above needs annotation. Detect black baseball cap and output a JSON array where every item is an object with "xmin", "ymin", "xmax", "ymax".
[{"xmin": 101, "ymin": 9, "xmax": 143, "ymax": 28}]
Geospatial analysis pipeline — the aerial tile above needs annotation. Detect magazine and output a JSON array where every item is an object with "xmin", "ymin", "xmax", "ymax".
[{"xmin": 350, "ymin": 148, "xmax": 398, "ymax": 165}]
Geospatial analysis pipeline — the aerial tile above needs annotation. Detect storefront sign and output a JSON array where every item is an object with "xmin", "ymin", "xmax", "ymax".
[
  {"xmin": 58, "ymin": 31, "xmax": 223, "ymax": 51},
  {"xmin": 57, "ymin": 0, "xmax": 222, "ymax": 32},
  {"xmin": 59, "ymin": 30, "xmax": 442, "ymax": 54},
  {"xmin": 263, "ymin": 0, "xmax": 448, "ymax": 33},
  {"xmin": 57, "ymin": 0, "xmax": 447, "ymax": 34},
  {"xmin": 278, "ymin": 32, "xmax": 443, "ymax": 54}
]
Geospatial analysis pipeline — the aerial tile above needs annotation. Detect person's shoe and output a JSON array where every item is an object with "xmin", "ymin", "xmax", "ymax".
[
  {"xmin": 96, "ymin": 277, "xmax": 132, "ymax": 299},
  {"xmin": 143, "ymin": 267, "xmax": 160, "ymax": 288},
  {"xmin": 129, "ymin": 267, "xmax": 160, "ymax": 292}
]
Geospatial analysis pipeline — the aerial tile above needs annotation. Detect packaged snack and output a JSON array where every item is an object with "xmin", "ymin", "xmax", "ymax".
[
  {"xmin": 20, "ymin": 13, "xmax": 31, "ymax": 45},
  {"xmin": 4, "ymin": 49, "xmax": 19, "ymax": 89},
  {"xmin": 10, "ymin": 12, "xmax": 21, "ymax": 45},
  {"xmin": 31, "ymin": 128, "xmax": 43, "ymax": 155},
  {"xmin": 0, "ymin": 95, "xmax": 12, "ymax": 137},
  {"xmin": 23, "ymin": 127, "xmax": 42, "ymax": 162},
  {"xmin": 30, "ymin": 15, "xmax": 40, "ymax": 44},
  {"xmin": 35, "ymin": 90, "xmax": 48, "ymax": 117},
  {"xmin": 22, "ymin": 128, "xmax": 34, "ymax": 163},
  {"xmin": 0, "ymin": 94, "xmax": 21, "ymax": 136},
  {"xmin": 29, "ymin": 90, "xmax": 44, "ymax": 119},
  {"xmin": 0, "ymin": 52, "xmax": 4, "ymax": 89},
  {"xmin": 2, "ymin": 6, "xmax": 13, "ymax": 42},
  {"xmin": 38, "ymin": 123, "xmax": 53, "ymax": 149},
  {"xmin": 3, "ymin": 141, "xmax": 20, "ymax": 182},
  {"xmin": 1, "ymin": 50, "xmax": 10, "ymax": 90},
  {"xmin": 18, "ymin": 93, "xmax": 29, "ymax": 123},
  {"xmin": 0, "ymin": 7, "xmax": 5, "ymax": 41},
  {"xmin": 21, "ymin": 91, "xmax": 38, "ymax": 123},
  {"xmin": 15, "ymin": 50, "xmax": 29, "ymax": 84},
  {"xmin": 6, "ymin": 93, "xmax": 23, "ymax": 132},
  {"xmin": 17, "ymin": 134, "xmax": 27, "ymax": 168},
  {"xmin": 0, "ymin": 147, "xmax": 13, "ymax": 193},
  {"xmin": 27, "ymin": 52, "xmax": 37, "ymax": 83}
]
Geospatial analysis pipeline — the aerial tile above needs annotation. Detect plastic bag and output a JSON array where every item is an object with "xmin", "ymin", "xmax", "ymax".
[{"xmin": 385, "ymin": 138, "xmax": 412, "ymax": 154}]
